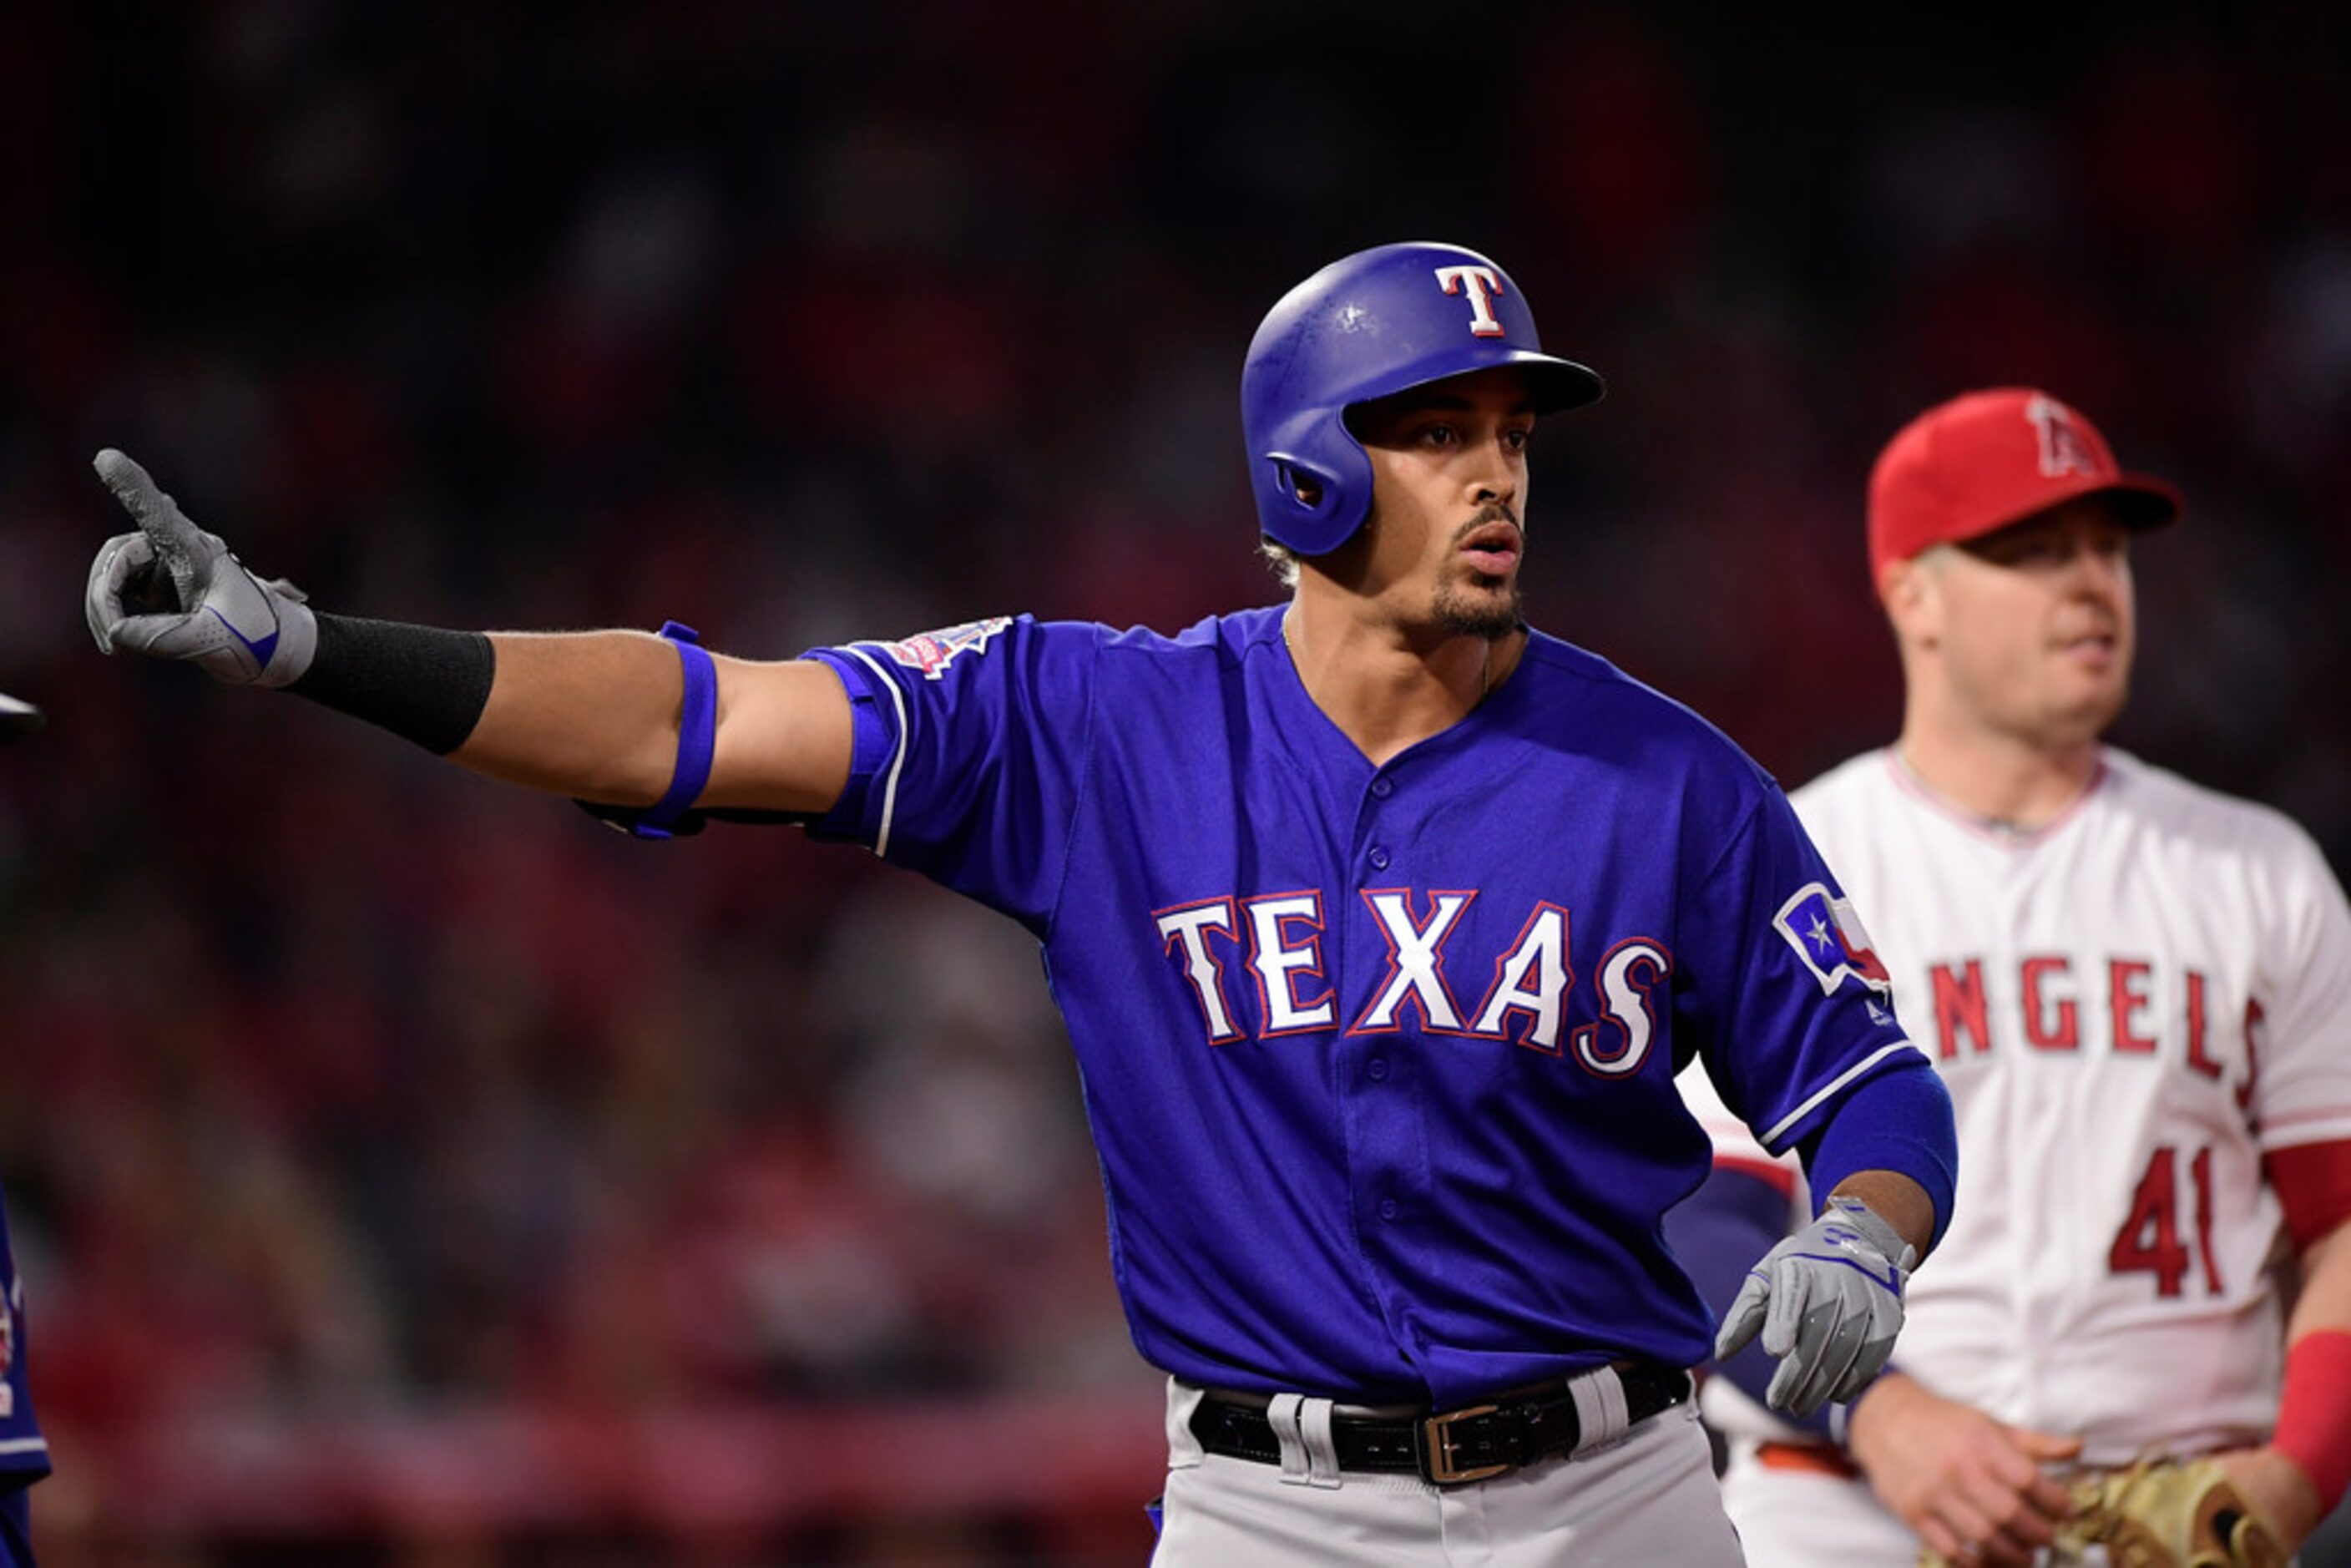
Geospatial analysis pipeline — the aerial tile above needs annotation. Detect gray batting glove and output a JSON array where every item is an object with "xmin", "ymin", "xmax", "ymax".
[
  {"xmin": 1714, "ymin": 1195, "xmax": 1916, "ymax": 1418},
  {"xmin": 85, "ymin": 449, "xmax": 317, "ymax": 687}
]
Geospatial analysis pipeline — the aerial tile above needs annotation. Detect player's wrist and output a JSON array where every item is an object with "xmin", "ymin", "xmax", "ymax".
[
  {"xmin": 1823, "ymin": 1192, "xmax": 1917, "ymax": 1272},
  {"xmin": 252, "ymin": 590, "xmax": 319, "ymax": 687},
  {"xmin": 1828, "ymin": 1361, "xmax": 1899, "ymax": 1446},
  {"xmin": 2253, "ymin": 1447, "xmax": 2326, "ymax": 1548},
  {"xmin": 2202, "ymin": 1447, "xmax": 2323, "ymax": 1553},
  {"xmin": 1843, "ymin": 1368, "xmax": 1918, "ymax": 1455}
]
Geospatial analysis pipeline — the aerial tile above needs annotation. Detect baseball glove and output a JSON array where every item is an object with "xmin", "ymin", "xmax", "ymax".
[{"xmin": 1917, "ymin": 1457, "xmax": 2283, "ymax": 1568}]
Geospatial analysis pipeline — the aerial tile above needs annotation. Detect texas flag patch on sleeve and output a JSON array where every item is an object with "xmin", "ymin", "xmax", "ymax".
[{"xmin": 1775, "ymin": 882, "xmax": 1893, "ymax": 997}]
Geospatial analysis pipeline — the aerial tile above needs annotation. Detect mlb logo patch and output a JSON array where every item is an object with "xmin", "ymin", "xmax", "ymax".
[
  {"xmin": 1775, "ymin": 882, "xmax": 1893, "ymax": 999},
  {"xmin": 879, "ymin": 615, "xmax": 1013, "ymax": 680}
]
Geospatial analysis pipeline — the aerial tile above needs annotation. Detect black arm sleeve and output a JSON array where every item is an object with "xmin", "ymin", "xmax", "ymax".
[{"xmin": 287, "ymin": 612, "xmax": 496, "ymax": 755}]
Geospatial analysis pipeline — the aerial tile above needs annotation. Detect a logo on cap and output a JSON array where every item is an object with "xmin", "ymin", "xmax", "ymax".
[
  {"xmin": 1433, "ymin": 266, "xmax": 1506, "ymax": 338},
  {"xmin": 2025, "ymin": 393, "xmax": 2098, "ymax": 478}
]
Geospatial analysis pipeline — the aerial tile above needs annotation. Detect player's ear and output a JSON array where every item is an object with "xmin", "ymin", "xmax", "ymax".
[{"xmin": 1879, "ymin": 553, "xmax": 1940, "ymax": 647}]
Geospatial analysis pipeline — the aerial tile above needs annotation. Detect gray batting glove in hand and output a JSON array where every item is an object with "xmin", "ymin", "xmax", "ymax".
[
  {"xmin": 1715, "ymin": 1195, "xmax": 1917, "ymax": 1418},
  {"xmin": 85, "ymin": 449, "xmax": 317, "ymax": 687}
]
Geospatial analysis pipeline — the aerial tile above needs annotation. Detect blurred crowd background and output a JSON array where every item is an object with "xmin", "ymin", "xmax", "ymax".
[{"xmin": 2, "ymin": 2, "xmax": 2348, "ymax": 1563}]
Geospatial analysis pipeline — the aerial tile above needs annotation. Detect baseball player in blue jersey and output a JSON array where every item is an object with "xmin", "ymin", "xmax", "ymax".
[
  {"xmin": 83, "ymin": 241, "xmax": 1957, "ymax": 1562},
  {"xmin": 0, "ymin": 693, "xmax": 53, "ymax": 1565}
]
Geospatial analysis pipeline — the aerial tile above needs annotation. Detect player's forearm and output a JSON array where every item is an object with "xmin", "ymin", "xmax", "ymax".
[{"xmin": 2285, "ymin": 1219, "xmax": 2351, "ymax": 1343}]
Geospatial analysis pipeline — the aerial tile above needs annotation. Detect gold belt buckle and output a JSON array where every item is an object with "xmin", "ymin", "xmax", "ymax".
[{"xmin": 1418, "ymin": 1402, "xmax": 1510, "ymax": 1485}]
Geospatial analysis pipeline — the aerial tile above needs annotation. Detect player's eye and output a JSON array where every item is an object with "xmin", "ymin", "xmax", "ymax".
[
  {"xmin": 1503, "ymin": 427, "xmax": 1532, "ymax": 453},
  {"xmin": 1419, "ymin": 423, "xmax": 1459, "ymax": 449},
  {"xmin": 1979, "ymin": 534, "xmax": 2057, "ymax": 567}
]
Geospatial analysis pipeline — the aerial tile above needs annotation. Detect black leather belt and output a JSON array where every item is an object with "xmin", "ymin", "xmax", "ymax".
[{"xmin": 1189, "ymin": 1363, "xmax": 1691, "ymax": 1486}]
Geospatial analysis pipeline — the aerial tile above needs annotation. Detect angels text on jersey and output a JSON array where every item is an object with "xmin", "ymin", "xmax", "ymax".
[{"xmin": 1916, "ymin": 951, "xmax": 2262, "ymax": 1104}]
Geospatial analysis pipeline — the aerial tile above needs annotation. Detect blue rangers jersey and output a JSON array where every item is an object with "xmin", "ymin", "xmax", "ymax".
[{"xmin": 804, "ymin": 606, "xmax": 1920, "ymax": 1407}]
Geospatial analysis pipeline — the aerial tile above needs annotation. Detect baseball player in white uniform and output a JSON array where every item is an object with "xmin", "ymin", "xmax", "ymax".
[{"xmin": 1671, "ymin": 387, "xmax": 2351, "ymax": 1565}]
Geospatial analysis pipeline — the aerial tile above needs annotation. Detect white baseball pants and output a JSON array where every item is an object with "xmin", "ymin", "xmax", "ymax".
[{"xmin": 1151, "ymin": 1377, "xmax": 1746, "ymax": 1566}]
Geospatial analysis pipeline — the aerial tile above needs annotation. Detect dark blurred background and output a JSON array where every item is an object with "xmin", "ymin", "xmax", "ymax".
[{"xmin": 3, "ymin": 2, "xmax": 2348, "ymax": 1563}]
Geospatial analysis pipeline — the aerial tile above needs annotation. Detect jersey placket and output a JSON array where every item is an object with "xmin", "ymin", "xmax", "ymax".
[
  {"xmin": 1339, "ymin": 759, "xmax": 1441, "ymax": 1381},
  {"xmin": 1969, "ymin": 811, "xmax": 2094, "ymax": 1423}
]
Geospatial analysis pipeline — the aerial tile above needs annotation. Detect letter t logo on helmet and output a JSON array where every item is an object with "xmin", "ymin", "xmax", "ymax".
[
  {"xmin": 1240, "ymin": 241, "xmax": 1606, "ymax": 558},
  {"xmin": 1433, "ymin": 265, "xmax": 1508, "ymax": 337}
]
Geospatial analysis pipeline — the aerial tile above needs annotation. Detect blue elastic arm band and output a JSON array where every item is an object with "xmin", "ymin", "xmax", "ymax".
[
  {"xmin": 1797, "ymin": 1055, "xmax": 1959, "ymax": 1249},
  {"xmin": 631, "ymin": 621, "xmax": 719, "ymax": 841}
]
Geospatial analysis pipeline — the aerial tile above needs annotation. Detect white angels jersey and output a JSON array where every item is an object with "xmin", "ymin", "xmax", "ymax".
[{"xmin": 1692, "ymin": 746, "xmax": 2351, "ymax": 1464}]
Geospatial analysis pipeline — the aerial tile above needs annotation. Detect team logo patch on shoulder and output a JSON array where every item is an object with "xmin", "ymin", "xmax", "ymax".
[
  {"xmin": 1775, "ymin": 882, "xmax": 1893, "ymax": 1000},
  {"xmin": 878, "ymin": 616, "xmax": 1013, "ymax": 679}
]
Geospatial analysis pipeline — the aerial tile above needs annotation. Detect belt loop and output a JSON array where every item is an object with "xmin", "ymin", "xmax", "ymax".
[
  {"xmin": 1267, "ymin": 1393, "xmax": 1312, "ymax": 1484},
  {"xmin": 1165, "ymin": 1378, "xmax": 1207, "ymax": 1470},
  {"xmin": 1568, "ymin": 1366, "xmax": 1631, "ymax": 1456},
  {"xmin": 1298, "ymin": 1397, "xmax": 1342, "ymax": 1489}
]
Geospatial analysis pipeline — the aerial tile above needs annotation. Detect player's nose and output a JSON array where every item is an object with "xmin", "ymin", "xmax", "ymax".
[
  {"xmin": 1467, "ymin": 448, "xmax": 1520, "ymax": 507},
  {"xmin": 2064, "ymin": 539, "xmax": 2129, "ymax": 599}
]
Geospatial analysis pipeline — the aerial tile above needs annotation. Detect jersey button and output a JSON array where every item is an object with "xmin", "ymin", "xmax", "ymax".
[
  {"xmin": 1368, "ymin": 846, "xmax": 1391, "ymax": 870},
  {"xmin": 1367, "ymin": 1057, "xmax": 1389, "ymax": 1082},
  {"xmin": 1370, "ymin": 776, "xmax": 1394, "ymax": 799},
  {"xmin": 1378, "ymin": 1199, "xmax": 1399, "ymax": 1222}
]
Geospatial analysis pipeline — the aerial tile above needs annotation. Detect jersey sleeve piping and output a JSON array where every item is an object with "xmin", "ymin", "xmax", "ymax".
[
  {"xmin": 837, "ymin": 643, "xmax": 914, "ymax": 859},
  {"xmin": 1758, "ymin": 1039, "xmax": 1924, "ymax": 1151}
]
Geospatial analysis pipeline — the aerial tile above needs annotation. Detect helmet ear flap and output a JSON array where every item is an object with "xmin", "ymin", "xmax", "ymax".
[
  {"xmin": 1262, "ymin": 451, "xmax": 1359, "ymax": 555},
  {"xmin": 1272, "ymin": 457, "xmax": 1332, "ymax": 513}
]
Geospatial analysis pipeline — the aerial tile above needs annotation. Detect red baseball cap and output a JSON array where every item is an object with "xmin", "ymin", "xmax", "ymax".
[{"xmin": 1867, "ymin": 387, "xmax": 2183, "ymax": 587}]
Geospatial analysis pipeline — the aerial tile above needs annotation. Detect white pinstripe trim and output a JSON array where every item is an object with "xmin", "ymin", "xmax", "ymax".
[
  {"xmin": 840, "ymin": 645, "xmax": 912, "ymax": 860},
  {"xmin": 0, "ymin": 1439, "xmax": 48, "ymax": 1456},
  {"xmin": 1761, "ymin": 1040, "xmax": 1922, "ymax": 1150}
]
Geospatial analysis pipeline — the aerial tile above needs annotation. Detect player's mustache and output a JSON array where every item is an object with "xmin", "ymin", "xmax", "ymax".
[{"xmin": 1454, "ymin": 503, "xmax": 1520, "ymax": 541}]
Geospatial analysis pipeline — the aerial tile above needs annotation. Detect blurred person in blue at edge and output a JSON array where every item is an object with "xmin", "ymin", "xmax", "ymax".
[{"xmin": 0, "ymin": 690, "xmax": 54, "ymax": 1564}]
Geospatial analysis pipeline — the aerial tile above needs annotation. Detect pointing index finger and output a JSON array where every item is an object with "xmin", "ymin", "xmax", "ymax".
[{"xmin": 93, "ymin": 448, "xmax": 203, "ymax": 597}]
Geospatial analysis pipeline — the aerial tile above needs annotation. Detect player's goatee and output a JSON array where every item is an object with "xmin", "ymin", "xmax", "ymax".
[
  {"xmin": 1429, "ymin": 531, "xmax": 1523, "ymax": 639},
  {"xmin": 1436, "ymin": 510, "xmax": 1523, "ymax": 640},
  {"xmin": 1434, "ymin": 582, "xmax": 1520, "ymax": 641}
]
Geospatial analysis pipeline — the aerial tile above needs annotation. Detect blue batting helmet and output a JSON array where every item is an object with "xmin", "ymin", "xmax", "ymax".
[{"xmin": 1241, "ymin": 241, "xmax": 1605, "ymax": 556}]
